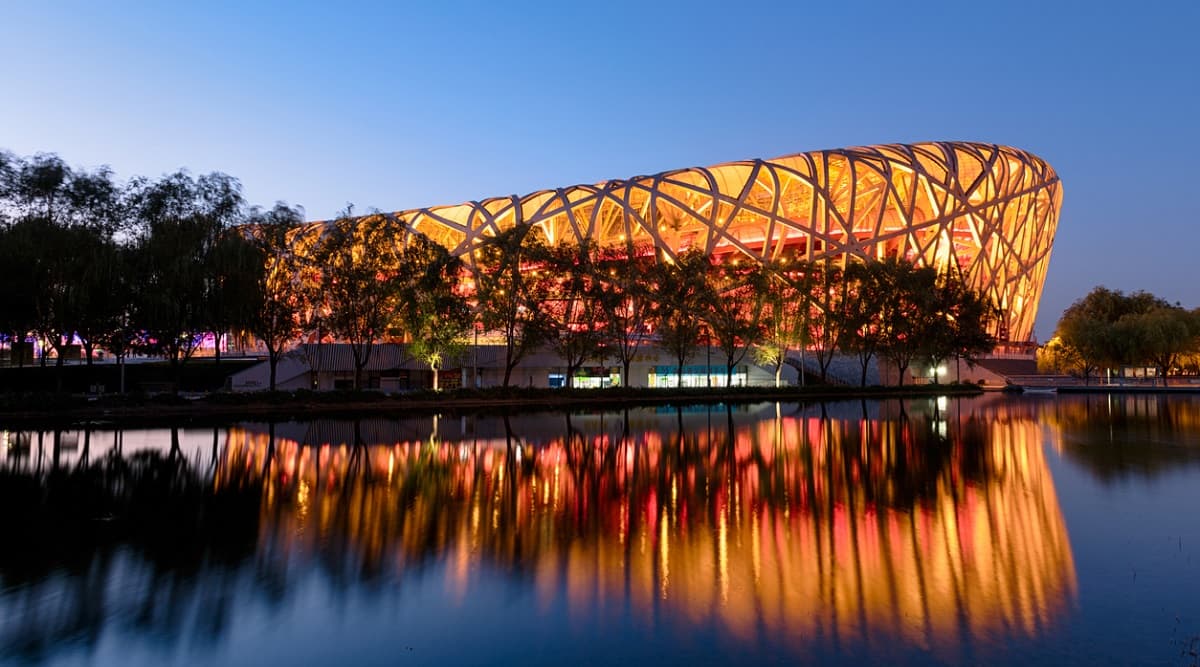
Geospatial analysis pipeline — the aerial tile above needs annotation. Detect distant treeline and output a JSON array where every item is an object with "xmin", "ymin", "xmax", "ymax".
[{"xmin": 1040, "ymin": 286, "xmax": 1200, "ymax": 384}]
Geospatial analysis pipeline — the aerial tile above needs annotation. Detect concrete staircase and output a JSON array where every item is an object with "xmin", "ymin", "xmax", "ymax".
[{"xmin": 787, "ymin": 352, "xmax": 880, "ymax": 387}]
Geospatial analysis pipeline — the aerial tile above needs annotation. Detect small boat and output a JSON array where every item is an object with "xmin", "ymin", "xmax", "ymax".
[{"xmin": 1021, "ymin": 386, "xmax": 1058, "ymax": 395}]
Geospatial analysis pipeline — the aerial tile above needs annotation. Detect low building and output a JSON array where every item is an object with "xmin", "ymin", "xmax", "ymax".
[{"xmin": 227, "ymin": 343, "xmax": 795, "ymax": 392}]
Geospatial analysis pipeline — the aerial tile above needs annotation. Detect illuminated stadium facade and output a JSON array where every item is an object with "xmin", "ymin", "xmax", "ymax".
[{"xmin": 299, "ymin": 141, "xmax": 1061, "ymax": 343}]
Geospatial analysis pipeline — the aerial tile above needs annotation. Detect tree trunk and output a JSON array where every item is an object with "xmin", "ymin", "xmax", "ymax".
[
  {"xmin": 431, "ymin": 361, "xmax": 440, "ymax": 391},
  {"xmin": 798, "ymin": 345, "xmax": 806, "ymax": 388},
  {"xmin": 54, "ymin": 345, "xmax": 65, "ymax": 394},
  {"xmin": 775, "ymin": 362, "xmax": 783, "ymax": 388},
  {"xmin": 268, "ymin": 349, "xmax": 279, "ymax": 391},
  {"xmin": 214, "ymin": 331, "xmax": 221, "ymax": 365},
  {"xmin": 170, "ymin": 351, "xmax": 183, "ymax": 393},
  {"xmin": 726, "ymin": 363, "xmax": 734, "ymax": 388},
  {"xmin": 622, "ymin": 358, "xmax": 632, "ymax": 388}
]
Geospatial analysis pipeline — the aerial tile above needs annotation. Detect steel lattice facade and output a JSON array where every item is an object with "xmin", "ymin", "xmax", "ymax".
[{"xmin": 305, "ymin": 141, "xmax": 1061, "ymax": 342}]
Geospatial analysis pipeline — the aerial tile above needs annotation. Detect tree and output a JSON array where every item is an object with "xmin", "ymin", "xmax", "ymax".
[
  {"xmin": 127, "ymin": 170, "xmax": 247, "ymax": 385},
  {"xmin": 93, "ymin": 243, "xmax": 142, "ymax": 393},
  {"xmin": 310, "ymin": 210, "xmax": 408, "ymax": 391},
  {"xmin": 206, "ymin": 227, "xmax": 262, "ymax": 364},
  {"xmin": 594, "ymin": 243, "xmax": 656, "ymax": 388},
  {"xmin": 0, "ymin": 149, "xmax": 15, "ymax": 225},
  {"xmin": 1053, "ymin": 286, "xmax": 1170, "ymax": 383},
  {"xmin": 702, "ymin": 259, "xmax": 767, "ymax": 387},
  {"xmin": 874, "ymin": 257, "xmax": 939, "ymax": 387},
  {"xmin": 395, "ymin": 234, "xmax": 472, "ymax": 391},
  {"xmin": 7, "ymin": 153, "xmax": 71, "ymax": 225},
  {"xmin": 245, "ymin": 204, "xmax": 307, "ymax": 391},
  {"xmin": 1038, "ymin": 336, "xmax": 1087, "ymax": 377},
  {"xmin": 754, "ymin": 258, "xmax": 814, "ymax": 387},
  {"xmin": 130, "ymin": 214, "xmax": 207, "ymax": 374},
  {"xmin": 1119, "ymin": 306, "xmax": 1200, "ymax": 386},
  {"xmin": 0, "ymin": 152, "xmax": 126, "ymax": 383},
  {"xmin": 921, "ymin": 270, "xmax": 996, "ymax": 384},
  {"xmin": 192, "ymin": 173, "xmax": 249, "ymax": 363},
  {"xmin": 474, "ymin": 224, "xmax": 556, "ymax": 388},
  {"xmin": 70, "ymin": 230, "xmax": 128, "ymax": 368},
  {"xmin": 0, "ymin": 222, "xmax": 39, "ymax": 364},
  {"xmin": 806, "ymin": 260, "xmax": 853, "ymax": 383},
  {"xmin": 542, "ymin": 240, "xmax": 607, "ymax": 388},
  {"xmin": 649, "ymin": 249, "xmax": 713, "ymax": 388},
  {"xmin": 839, "ymin": 259, "xmax": 886, "ymax": 387},
  {"xmin": 2, "ymin": 152, "xmax": 124, "ymax": 233}
]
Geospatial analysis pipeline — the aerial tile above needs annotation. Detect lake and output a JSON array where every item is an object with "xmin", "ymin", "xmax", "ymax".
[{"xmin": 2, "ymin": 394, "xmax": 1199, "ymax": 666}]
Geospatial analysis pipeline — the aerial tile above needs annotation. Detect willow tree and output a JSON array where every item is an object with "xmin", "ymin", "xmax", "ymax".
[
  {"xmin": 0, "ymin": 154, "xmax": 128, "ymax": 389},
  {"xmin": 245, "ymin": 204, "xmax": 306, "ymax": 391},
  {"xmin": 70, "ymin": 229, "xmax": 128, "ymax": 368},
  {"xmin": 0, "ymin": 222, "xmax": 40, "ymax": 365},
  {"xmin": 1119, "ymin": 306, "xmax": 1200, "ymax": 386},
  {"xmin": 129, "ymin": 171, "xmax": 246, "ymax": 380},
  {"xmin": 1053, "ymin": 286, "xmax": 1170, "ymax": 384},
  {"xmin": 310, "ymin": 211, "xmax": 408, "ymax": 391}
]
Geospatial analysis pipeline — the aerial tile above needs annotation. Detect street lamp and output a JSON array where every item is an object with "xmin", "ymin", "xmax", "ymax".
[
  {"xmin": 705, "ymin": 327, "xmax": 712, "ymax": 388},
  {"xmin": 473, "ymin": 323, "xmax": 480, "ymax": 388}
]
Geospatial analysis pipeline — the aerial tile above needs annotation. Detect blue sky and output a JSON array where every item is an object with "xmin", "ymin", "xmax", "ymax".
[{"xmin": 2, "ymin": 1, "xmax": 1197, "ymax": 340}]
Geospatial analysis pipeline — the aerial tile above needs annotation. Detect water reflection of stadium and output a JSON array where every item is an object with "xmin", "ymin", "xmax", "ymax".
[{"xmin": 219, "ymin": 399, "xmax": 1077, "ymax": 657}]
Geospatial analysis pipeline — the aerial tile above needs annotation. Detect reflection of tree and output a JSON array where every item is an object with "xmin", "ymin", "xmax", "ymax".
[
  {"xmin": 0, "ymin": 447, "xmax": 264, "ymax": 663},
  {"xmin": 1043, "ymin": 394, "xmax": 1200, "ymax": 480}
]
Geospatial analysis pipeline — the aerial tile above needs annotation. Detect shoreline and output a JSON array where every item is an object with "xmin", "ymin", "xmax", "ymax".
[
  {"xmin": 1056, "ymin": 385, "xmax": 1200, "ymax": 394},
  {"xmin": 0, "ymin": 385, "xmax": 985, "ymax": 427}
]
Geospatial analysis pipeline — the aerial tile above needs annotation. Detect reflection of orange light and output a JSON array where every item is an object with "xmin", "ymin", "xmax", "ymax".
[{"xmin": 217, "ymin": 405, "xmax": 1076, "ymax": 657}]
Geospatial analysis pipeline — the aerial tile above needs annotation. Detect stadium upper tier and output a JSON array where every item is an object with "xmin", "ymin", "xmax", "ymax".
[{"xmin": 303, "ymin": 141, "xmax": 1061, "ymax": 342}]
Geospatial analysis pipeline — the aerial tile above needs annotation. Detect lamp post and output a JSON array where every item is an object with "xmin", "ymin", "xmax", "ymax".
[{"xmin": 705, "ymin": 327, "xmax": 712, "ymax": 389}]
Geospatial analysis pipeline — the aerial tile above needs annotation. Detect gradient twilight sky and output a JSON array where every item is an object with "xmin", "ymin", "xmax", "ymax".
[{"xmin": 2, "ymin": 1, "xmax": 1197, "ymax": 340}]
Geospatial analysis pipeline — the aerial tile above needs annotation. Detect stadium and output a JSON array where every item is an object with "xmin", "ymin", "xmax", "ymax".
[{"xmin": 244, "ymin": 141, "xmax": 1061, "ymax": 390}]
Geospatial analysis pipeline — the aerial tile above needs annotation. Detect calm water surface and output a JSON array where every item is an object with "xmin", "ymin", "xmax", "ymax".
[{"xmin": 2, "ymin": 394, "xmax": 1199, "ymax": 666}]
